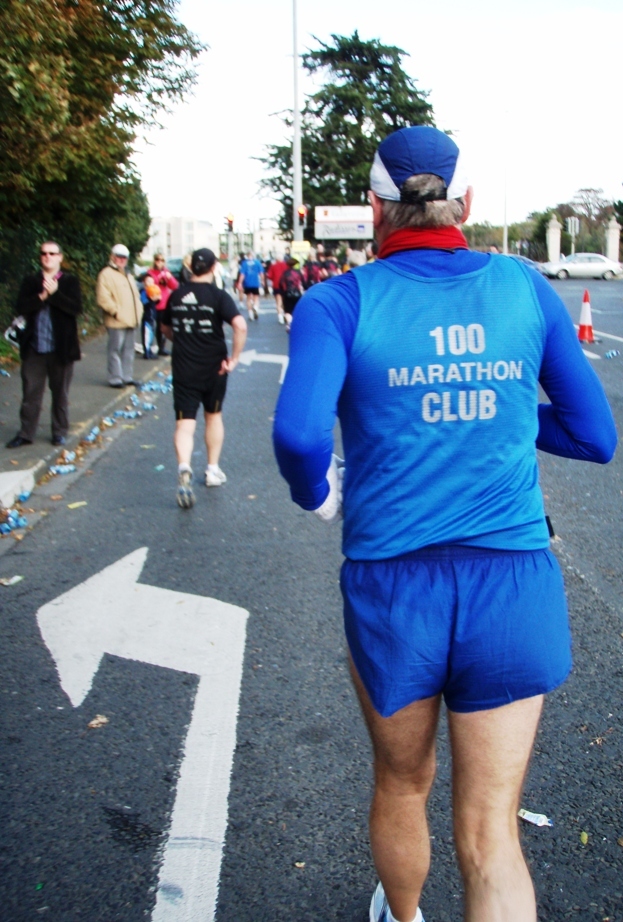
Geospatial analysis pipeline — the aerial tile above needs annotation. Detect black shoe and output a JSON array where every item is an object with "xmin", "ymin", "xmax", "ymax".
[
  {"xmin": 6, "ymin": 435, "xmax": 32, "ymax": 449},
  {"xmin": 109, "ymin": 382, "xmax": 124, "ymax": 388},
  {"xmin": 159, "ymin": 350, "xmax": 170, "ymax": 357},
  {"xmin": 123, "ymin": 380, "xmax": 139, "ymax": 387},
  {"xmin": 52, "ymin": 435, "xmax": 67, "ymax": 446}
]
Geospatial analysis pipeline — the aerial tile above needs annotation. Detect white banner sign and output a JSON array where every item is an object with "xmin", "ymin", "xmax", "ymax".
[{"xmin": 315, "ymin": 221, "xmax": 373, "ymax": 240}]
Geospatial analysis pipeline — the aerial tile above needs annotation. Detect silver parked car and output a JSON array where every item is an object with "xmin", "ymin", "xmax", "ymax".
[{"xmin": 541, "ymin": 253, "xmax": 623, "ymax": 280}]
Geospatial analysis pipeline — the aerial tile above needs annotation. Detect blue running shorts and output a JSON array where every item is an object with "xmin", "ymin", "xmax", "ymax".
[{"xmin": 341, "ymin": 545, "xmax": 572, "ymax": 717}]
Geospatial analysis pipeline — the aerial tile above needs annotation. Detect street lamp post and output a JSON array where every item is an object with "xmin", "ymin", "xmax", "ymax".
[{"xmin": 292, "ymin": 0, "xmax": 303, "ymax": 242}]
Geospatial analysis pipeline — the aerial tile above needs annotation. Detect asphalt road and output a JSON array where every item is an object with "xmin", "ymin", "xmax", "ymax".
[{"xmin": 0, "ymin": 286, "xmax": 622, "ymax": 922}]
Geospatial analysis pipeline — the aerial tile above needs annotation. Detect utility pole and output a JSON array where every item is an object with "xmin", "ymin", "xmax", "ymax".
[{"xmin": 292, "ymin": 0, "xmax": 303, "ymax": 242}]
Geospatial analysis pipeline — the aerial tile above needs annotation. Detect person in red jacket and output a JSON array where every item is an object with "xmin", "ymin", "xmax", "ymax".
[
  {"xmin": 266, "ymin": 257, "xmax": 288, "ymax": 324},
  {"xmin": 145, "ymin": 254, "xmax": 178, "ymax": 356}
]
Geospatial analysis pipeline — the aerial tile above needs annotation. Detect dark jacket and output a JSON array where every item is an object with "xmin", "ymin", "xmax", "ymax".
[{"xmin": 16, "ymin": 271, "xmax": 82, "ymax": 364}]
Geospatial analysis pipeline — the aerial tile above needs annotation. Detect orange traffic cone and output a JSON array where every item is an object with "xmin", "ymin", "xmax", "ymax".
[{"xmin": 578, "ymin": 289, "xmax": 595, "ymax": 343}]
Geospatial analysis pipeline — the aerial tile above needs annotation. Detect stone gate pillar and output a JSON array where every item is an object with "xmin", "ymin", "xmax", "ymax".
[
  {"xmin": 606, "ymin": 216, "xmax": 621, "ymax": 263},
  {"xmin": 546, "ymin": 215, "xmax": 562, "ymax": 263}
]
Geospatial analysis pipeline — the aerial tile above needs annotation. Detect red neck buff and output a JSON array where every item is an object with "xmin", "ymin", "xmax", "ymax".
[{"xmin": 379, "ymin": 226, "xmax": 468, "ymax": 259}]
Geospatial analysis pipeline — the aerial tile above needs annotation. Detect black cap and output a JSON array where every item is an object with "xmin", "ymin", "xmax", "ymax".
[{"xmin": 191, "ymin": 248, "xmax": 216, "ymax": 276}]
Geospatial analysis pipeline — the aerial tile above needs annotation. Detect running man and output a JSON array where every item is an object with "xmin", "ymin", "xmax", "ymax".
[
  {"xmin": 161, "ymin": 248, "xmax": 247, "ymax": 507},
  {"xmin": 238, "ymin": 250, "xmax": 265, "ymax": 321},
  {"xmin": 273, "ymin": 126, "xmax": 617, "ymax": 922}
]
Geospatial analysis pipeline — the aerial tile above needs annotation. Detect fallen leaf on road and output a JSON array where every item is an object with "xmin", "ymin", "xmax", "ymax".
[
  {"xmin": 67, "ymin": 501, "xmax": 87, "ymax": 510},
  {"xmin": 122, "ymin": 424, "xmax": 136, "ymax": 429},
  {"xmin": 87, "ymin": 715, "xmax": 109, "ymax": 729},
  {"xmin": 248, "ymin": 494, "xmax": 257, "ymax": 500},
  {"xmin": 10, "ymin": 459, "xmax": 18, "ymax": 466},
  {"xmin": 617, "ymin": 837, "xmax": 623, "ymax": 847},
  {"xmin": 294, "ymin": 862, "xmax": 305, "ymax": 869},
  {"xmin": 580, "ymin": 830, "xmax": 589, "ymax": 845},
  {"xmin": 13, "ymin": 533, "xmax": 24, "ymax": 541},
  {"xmin": 141, "ymin": 444, "xmax": 156, "ymax": 449},
  {"xmin": 50, "ymin": 495, "xmax": 63, "ymax": 501}
]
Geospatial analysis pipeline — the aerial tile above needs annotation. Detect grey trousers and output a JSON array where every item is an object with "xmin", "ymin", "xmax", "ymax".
[
  {"xmin": 19, "ymin": 348, "xmax": 74, "ymax": 441},
  {"xmin": 107, "ymin": 327, "xmax": 136, "ymax": 385}
]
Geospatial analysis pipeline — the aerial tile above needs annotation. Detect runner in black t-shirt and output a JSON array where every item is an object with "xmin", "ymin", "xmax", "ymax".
[{"xmin": 161, "ymin": 248, "xmax": 247, "ymax": 508}]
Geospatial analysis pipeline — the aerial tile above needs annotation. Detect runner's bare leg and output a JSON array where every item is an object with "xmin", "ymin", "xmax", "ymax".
[
  {"xmin": 350, "ymin": 657, "xmax": 440, "ymax": 922},
  {"xmin": 449, "ymin": 695, "xmax": 543, "ymax": 922},
  {"xmin": 204, "ymin": 411, "xmax": 224, "ymax": 467}
]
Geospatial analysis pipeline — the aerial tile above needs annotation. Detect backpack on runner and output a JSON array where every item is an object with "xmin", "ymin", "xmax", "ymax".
[
  {"xmin": 282, "ymin": 268, "xmax": 302, "ymax": 299},
  {"xmin": 302, "ymin": 260, "xmax": 321, "ymax": 289}
]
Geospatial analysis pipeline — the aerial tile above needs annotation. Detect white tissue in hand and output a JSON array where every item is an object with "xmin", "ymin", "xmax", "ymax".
[{"xmin": 313, "ymin": 454, "xmax": 344, "ymax": 523}]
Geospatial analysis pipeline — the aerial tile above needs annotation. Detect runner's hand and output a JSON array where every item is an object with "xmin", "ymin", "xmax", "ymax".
[
  {"xmin": 219, "ymin": 356, "xmax": 238, "ymax": 375},
  {"xmin": 313, "ymin": 454, "xmax": 344, "ymax": 523}
]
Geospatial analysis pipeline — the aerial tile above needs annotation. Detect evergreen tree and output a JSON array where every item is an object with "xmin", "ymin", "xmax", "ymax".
[{"xmin": 258, "ymin": 32, "xmax": 434, "ymax": 237}]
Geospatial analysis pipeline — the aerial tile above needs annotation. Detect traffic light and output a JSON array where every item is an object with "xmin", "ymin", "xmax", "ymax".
[
  {"xmin": 226, "ymin": 214, "xmax": 234, "ymax": 232},
  {"xmin": 297, "ymin": 204, "xmax": 307, "ymax": 227}
]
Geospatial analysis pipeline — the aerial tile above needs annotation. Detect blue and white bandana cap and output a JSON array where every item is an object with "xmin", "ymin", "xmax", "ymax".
[{"xmin": 370, "ymin": 126, "xmax": 469, "ymax": 203}]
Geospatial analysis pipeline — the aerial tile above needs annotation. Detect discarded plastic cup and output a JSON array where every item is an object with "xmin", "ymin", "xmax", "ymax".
[{"xmin": 604, "ymin": 350, "xmax": 620, "ymax": 359}]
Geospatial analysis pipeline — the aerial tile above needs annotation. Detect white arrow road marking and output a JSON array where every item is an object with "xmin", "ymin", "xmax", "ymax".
[
  {"xmin": 37, "ymin": 547, "xmax": 248, "ymax": 922},
  {"xmin": 238, "ymin": 349, "xmax": 289, "ymax": 383}
]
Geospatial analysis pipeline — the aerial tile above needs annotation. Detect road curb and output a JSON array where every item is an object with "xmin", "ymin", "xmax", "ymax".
[{"xmin": 0, "ymin": 359, "xmax": 170, "ymax": 510}]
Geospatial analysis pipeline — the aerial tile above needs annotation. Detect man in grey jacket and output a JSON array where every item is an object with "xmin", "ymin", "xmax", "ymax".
[{"xmin": 96, "ymin": 243, "xmax": 143, "ymax": 387}]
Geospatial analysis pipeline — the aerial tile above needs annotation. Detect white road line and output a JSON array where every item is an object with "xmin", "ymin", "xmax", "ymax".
[{"xmin": 37, "ymin": 548, "xmax": 248, "ymax": 922}]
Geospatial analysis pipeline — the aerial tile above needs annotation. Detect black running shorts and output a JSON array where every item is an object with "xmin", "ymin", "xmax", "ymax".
[{"xmin": 174, "ymin": 374, "xmax": 228, "ymax": 418}]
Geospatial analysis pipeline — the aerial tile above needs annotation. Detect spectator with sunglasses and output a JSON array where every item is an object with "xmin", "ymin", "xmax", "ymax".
[{"xmin": 6, "ymin": 241, "xmax": 82, "ymax": 449}]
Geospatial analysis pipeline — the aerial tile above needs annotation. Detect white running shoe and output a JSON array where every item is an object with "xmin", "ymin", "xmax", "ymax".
[
  {"xmin": 369, "ymin": 883, "xmax": 424, "ymax": 922},
  {"xmin": 177, "ymin": 469, "xmax": 195, "ymax": 508},
  {"xmin": 205, "ymin": 466, "xmax": 226, "ymax": 487}
]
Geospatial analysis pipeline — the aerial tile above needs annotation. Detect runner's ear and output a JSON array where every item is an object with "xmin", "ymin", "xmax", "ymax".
[{"xmin": 459, "ymin": 187, "xmax": 474, "ymax": 225}]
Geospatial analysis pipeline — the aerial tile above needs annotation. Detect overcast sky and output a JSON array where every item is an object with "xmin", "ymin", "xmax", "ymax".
[{"xmin": 133, "ymin": 0, "xmax": 623, "ymax": 231}]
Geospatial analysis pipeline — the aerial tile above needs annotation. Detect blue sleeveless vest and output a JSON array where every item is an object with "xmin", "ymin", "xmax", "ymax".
[{"xmin": 338, "ymin": 255, "xmax": 549, "ymax": 559}]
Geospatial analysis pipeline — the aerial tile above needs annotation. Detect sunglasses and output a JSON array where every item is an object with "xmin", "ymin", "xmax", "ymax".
[{"xmin": 41, "ymin": 250, "xmax": 60, "ymax": 256}]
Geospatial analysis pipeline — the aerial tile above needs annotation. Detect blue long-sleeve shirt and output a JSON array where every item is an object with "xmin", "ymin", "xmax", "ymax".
[{"xmin": 273, "ymin": 250, "xmax": 617, "ymax": 560}]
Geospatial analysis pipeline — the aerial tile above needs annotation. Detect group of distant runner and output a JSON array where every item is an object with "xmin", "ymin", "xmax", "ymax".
[{"xmin": 233, "ymin": 242, "xmax": 376, "ymax": 331}]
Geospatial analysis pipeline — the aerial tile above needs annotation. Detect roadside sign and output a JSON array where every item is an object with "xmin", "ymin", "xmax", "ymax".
[
  {"xmin": 566, "ymin": 217, "xmax": 579, "ymax": 237},
  {"xmin": 290, "ymin": 240, "xmax": 311, "ymax": 261},
  {"xmin": 314, "ymin": 205, "xmax": 373, "ymax": 240}
]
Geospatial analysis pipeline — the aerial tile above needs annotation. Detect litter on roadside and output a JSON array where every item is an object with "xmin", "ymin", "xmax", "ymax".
[
  {"xmin": 114, "ymin": 409, "xmax": 142, "ymax": 419},
  {"xmin": 0, "ymin": 575, "xmax": 24, "ymax": 586},
  {"xmin": 0, "ymin": 509, "xmax": 28, "ymax": 534},
  {"xmin": 83, "ymin": 425, "xmax": 100, "ymax": 443},
  {"xmin": 155, "ymin": 464, "xmax": 165, "ymax": 471},
  {"xmin": 518, "ymin": 808, "xmax": 553, "ymax": 828},
  {"xmin": 67, "ymin": 501, "xmax": 87, "ymax": 510},
  {"xmin": 17, "ymin": 490, "xmax": 31, "ymax": 502},
  {"xmin": 0, "ymin": 369, "xmax": 10, "ymax": 377},
  {"xmin": 87, "ymin": 714, "xmax": 109, "ymax": 729},
  {"xmin": 49, "ymin": 464, "xmax": 77, "ymax": 475}
]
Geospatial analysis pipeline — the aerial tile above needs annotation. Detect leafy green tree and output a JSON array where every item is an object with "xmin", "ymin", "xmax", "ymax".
[
  {"xmin": 259, "ymin": 31, "xmax": 434, "ymax": 237},
  {"xmin": 0, "ymin": 0, "xmax": 204, "ymax": 328}
]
